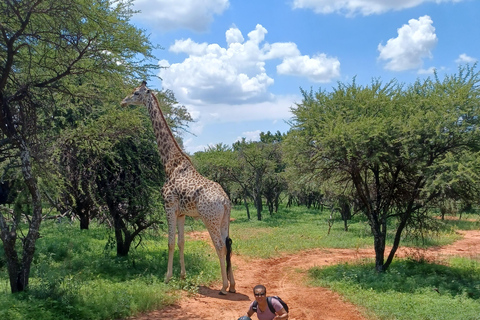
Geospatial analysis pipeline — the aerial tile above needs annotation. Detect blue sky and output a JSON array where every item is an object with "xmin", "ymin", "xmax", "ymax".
[{"xmin": 129, "ymin": 0, "xmax": 479, "ymax": 154}]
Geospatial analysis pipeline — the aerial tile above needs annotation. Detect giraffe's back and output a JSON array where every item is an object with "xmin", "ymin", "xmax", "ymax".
[{"xmin": 163, "ymin": 162, "xmax": 230, "ymax": 220}]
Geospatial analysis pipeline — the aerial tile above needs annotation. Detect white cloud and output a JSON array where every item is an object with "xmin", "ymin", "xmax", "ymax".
[
  {"xmin": 417, "ymin": 67, "xmax": 436, "ymax": 75},
  {"xmin": 236, "ymin": 130, "xmax": 262, "ymax": 142},
  {"xmin": 181, "ymin": 94, "xmax": 298, "ymax": 153},
  {"xmin": 277, "ymin": 54, "xmax": 340, "ymax": 82},
  {"xmin": 226, "ymin": 27, "xmax": 244, "ymax": 45},
  {"xmin": 184, "ymin": 94, "xmax": 297, "ymax": 125},
  {"xmin": 455, "ymin": 53, "xmax": 477, "ymax": 64},
  {"xmin": 292, "ymin": 0, "xmax": 465, "ymax": 16},
  {"xmin": 378, "ymin": 15, "xmax": 438, "ymax": 71},
  {"xmin": 262, "ymin": 42, "xmax": 301, "ymax": 60},
  {"xmin": 160, "ymin": 25, "xmax": 339, "ymax": 105},
  {"xmin": 132, "ymin": 0, "xmax": 229, "ymax": 32}
]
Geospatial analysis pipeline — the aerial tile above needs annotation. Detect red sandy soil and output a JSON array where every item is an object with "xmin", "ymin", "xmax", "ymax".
[{"xmin": 130, "ymin": 228, "xmax": 480, "ymax": 320}]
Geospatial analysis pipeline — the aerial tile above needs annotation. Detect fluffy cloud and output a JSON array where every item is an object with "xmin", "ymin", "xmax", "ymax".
[
  {"xmin": 159, "ymin": 24, "xmax": 340, "ymax": 105},
  {"xmin": 377, "ymin": 15, "xmax": 437, "ymax": 71},
  {"xmin": 277, "ymin": 54, "xmax": 340, "ymax": 82},
  {"xmin": 292, "ymin": 0, "xmax": 465, "ymax": 16},
  {"xmin": 417, "ymin": 67, "xmax": 436, "ymax": 75},
  {"xmin": 236, "ymin": 130, "xmax": 262, "ymax": 142},
  {"xmin": 455, "ymin": 53, "xmax": 477, "ymax": 64},
  {"xmin": 132, "ymin": 0, "xmax": 229, "ymax": 32},
  {"xmin": 181, "ymin": 94, "xmax": 297, "ymax": 153},
  {"xmin": 188, "ymin": 95, "xmax": 297, "ymax": 124}
]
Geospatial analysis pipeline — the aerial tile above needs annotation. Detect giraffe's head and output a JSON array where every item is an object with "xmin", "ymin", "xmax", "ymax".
[{"xmin": 121, "ymin": 81, "xmax": 151, "ymax": 107}]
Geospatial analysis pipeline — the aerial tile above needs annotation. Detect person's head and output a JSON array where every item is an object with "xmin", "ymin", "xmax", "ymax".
[{"xmin": 253, "ymin": 284, "xmax": 266, "ymax": 301}]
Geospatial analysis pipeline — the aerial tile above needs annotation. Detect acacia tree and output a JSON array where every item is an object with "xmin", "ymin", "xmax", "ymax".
[
  {"xmin": 96, "ymin": 134, "xmax": 164, "ymax": 256},
  {"xmin": 233, "ymin": 139, "xmax": 273, "ymax": 220},
  {"xmin": 285, "ymin": 67, "xmax": 480, "ymax": 272},
  {"xmin": 0, "ymin": 0, "xmax": 155, "ymax": 292},
  {"xmin": 55, "ymin": 100, "xmax": 145, "ymax": 230},
  {"xmin": 260, "ymin": 131, "xmax": 287, "ymax": 214}
]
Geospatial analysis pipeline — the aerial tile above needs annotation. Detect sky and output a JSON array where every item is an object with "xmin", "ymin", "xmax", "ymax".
[{"xmin": 128, "ymin": 0, "xmax": 480, "ymax": 154}]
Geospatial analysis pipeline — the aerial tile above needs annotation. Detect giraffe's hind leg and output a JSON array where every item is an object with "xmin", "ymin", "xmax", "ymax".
[
  {"xmin": 221, "ymin": 204, "xmax": 235, "ymax": 293},
  {"xmin": 215, "ymin": 244, "xmax": 229, "ymax": 295},
  {"xmin": 226, "ymin": 236, "xmax": 236, "ymax": 293}
]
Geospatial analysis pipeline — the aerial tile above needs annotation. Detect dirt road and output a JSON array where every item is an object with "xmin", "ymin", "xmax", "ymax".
[{"xmin": 131, "ymin": 229, "xmax": 480, "ymax": 320}]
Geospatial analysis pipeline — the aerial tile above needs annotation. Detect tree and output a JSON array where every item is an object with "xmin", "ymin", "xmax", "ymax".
[
  {"xmin": 233, "ymin": 139, "xmax": 271, "ymax": 220},
  {"xmin": 55, "ymin": 101, "xmax": 144, "ymax": 229},
  {"xmin": 260, "ymin": 131, "xmax": 287, "ymax": 214},
  {"xmin": 285, "ymin": 66, "xmax": 480, "ymax": 272},
  {"xmin": 0, "ymin": 0, "xmax": 155, "ymax": 292},
  {"xmin": 233, "ymin": 134, "xmax": 287, "ymax": 220},
  {"xmin": 96, "ymin": 135, "xmax": 164, "ymax": 256}
]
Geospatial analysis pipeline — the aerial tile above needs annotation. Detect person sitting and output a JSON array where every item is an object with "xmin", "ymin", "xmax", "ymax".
[{"xmin": 240, "ymin": 284, "xmax": 288, "ymax": 320}]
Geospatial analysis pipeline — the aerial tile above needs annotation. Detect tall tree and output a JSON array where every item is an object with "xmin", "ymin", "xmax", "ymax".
[
  {"xmin": 55, "ymin": 101, "xmax": 144, "ymax": 230},
  {"xmin": 96, "ymin": 134, "xmax": 164, "ymax": 256},
  {"xmin": 234, "ymin": 139, "xmax": 271, "ymax": 220},
  {"xmin": 260, "ymin": 131, "xmax": 287, "ymax": 214},
  {"xmin": 285, "ymin": 66, "xmax": 480, "ymax": 272},
  {"xmin": 0, "ymin": 0, "xmax": 155, "ymax": 292}
]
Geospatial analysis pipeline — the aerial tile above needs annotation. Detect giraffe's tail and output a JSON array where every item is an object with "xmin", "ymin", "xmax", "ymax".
[{"xmin": 226, "ymin": 236, "xmax": 233, "ymax": 274}]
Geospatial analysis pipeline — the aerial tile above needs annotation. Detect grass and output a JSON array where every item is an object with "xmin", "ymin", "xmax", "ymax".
[
  {"xmin": 228, "ymin": 205, "xmax": 470, "ymax": 258},
  {"xmin": 0, "ymin": 220, "xmax": 219, "ymax": 320},
  {"xmin": 0, "ymin": 204, "xmax": 479, "ymax": 319},
  {"xmin": 229, "ymin": 206, "xmax": 374, "ymax": 258},
  {"xmin": 309, "ymin": 257, "xmax": 480, "ymax": 320}
]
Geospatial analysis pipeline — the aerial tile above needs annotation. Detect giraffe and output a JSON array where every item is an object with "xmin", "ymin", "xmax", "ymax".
[{"xmin": 121, "ymin": 82, "xmax": 235, "ymax": 295}]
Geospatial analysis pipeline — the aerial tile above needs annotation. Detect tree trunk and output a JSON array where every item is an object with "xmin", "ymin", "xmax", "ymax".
[
  {"xmin": 369, "ymin": 212, "xmax": 386, "ymax": 272},
  {"xmin": 373, "ymin": 232, "xmax": 386, "ymax": 272},
  {"xmin": 339, "ymin": 199, "xmax": 351, "ymax": 232},
  {"xmin": 267, "ymin": 198, "xmax": 274, "ymax": 215},
  {"xmin": 384, "ymin": 212, "xmax": 411, "ymax": 270},
  {"xmin": 115, "ymin": 227, "xmax": 132, "ymax": 257},
  {"xmin": 243, "ymin": 195, "xmax": 250, "ymax": 220},
  {"xmin": 79, "ymin": 210, "xmax": 90, "ymax": 230},
  {"xmin": 254, "ymin": 193, "xmax": 262, "ymax": 220},
  {"xmin": 0, "ymin": 138, "xmax": 43, "ymax": 292},
  {"xmin": 274, "ymin": 192, "xmax": 280, "ymax": 213}
]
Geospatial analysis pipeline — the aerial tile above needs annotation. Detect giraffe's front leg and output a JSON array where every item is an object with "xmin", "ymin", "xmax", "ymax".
[
  {"xmin": 165, "ymin": 208, "xmax": 177, "ymax": 284},
  {"xmin": 177, "ymin": 215, "xmax": 186, "ymax": 279}
]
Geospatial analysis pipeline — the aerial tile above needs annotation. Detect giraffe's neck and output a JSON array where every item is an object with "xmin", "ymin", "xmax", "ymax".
[{"xmin": 145, "ymin": 93, "xmax": 188, "ymax": 172}]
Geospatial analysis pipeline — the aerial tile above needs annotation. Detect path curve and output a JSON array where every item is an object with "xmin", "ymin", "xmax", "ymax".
[{"xmin": 130, "ymin": 229, "xmax": 480, "ymax": 320}]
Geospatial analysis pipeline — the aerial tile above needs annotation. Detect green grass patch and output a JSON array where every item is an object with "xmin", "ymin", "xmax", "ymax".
[
  {"xmin": 228, "ymin": 205, "xmax": 473, "ymax": 258},
  {"xmin": 229, "ymin": 205, "xmax": 373, "ymax": 258},
  {"xmin": 309, "ymin": 257, "xmax": 480, "ymax": 320},
  {"xmin": 0, "ymin": 220, "xmax": 218, "ymax": 320}
]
